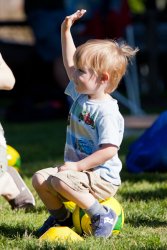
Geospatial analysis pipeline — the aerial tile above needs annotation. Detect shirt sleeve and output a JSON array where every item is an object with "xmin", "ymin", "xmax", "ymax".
[
  {"xmin": 64, "ymin": 81, "xmax": 79, "ymax": 101},
  {"xmin": 97, "ymin": 114, "xmax": 124, "ymax": 148}
]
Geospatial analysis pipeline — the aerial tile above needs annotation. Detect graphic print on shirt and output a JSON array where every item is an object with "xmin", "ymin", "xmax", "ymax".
[
  {"xmin": 79, "ymin": 110, "xmax": 96, "ymax": 129},
  {"xmin": 67, "ymin": 99, "xmax": 98, "ymax": 156},
  {"xmin": 75, "ymin": 138, "xmax": 93, "ymax": 155}
]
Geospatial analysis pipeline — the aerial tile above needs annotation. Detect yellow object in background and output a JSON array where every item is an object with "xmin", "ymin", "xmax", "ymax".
[
  {"xmin": 7, "ymin": 145, "xmax": 21, "ymax": 171},
  {"xmin": 128, "ymin": 0, "xmax": 146, "ymax": 14},
  {"xmin": 39, "ymin": 226, "xmax": 83, "ymax": 242}
]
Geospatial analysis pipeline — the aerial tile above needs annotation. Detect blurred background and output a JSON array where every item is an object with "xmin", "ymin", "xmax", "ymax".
[{"xmin": 0, "ymin": 0, "xmax": 167, "ymax": 123}]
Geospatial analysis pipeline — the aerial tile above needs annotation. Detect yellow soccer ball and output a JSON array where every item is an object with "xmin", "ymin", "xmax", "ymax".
[
  {"xmin": 6, "ymin": 145, "xmax": 21, "ymax": 171},
  {"xmin": 64, "ymin": 201, "xmax": 76, "ymax": 213},
  {"xmin": 72, "ymin": 197, "xmax": 124, "ymax": 236}
]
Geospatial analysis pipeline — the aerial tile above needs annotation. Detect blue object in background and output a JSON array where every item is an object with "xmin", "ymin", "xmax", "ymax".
[{"xmin": 126, "ymin": 111, "xmax": 167, "ymax": 173}]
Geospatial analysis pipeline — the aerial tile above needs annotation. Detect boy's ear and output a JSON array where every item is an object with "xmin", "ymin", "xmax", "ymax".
[{"xmin": 101, "ymin": 72, "xmax": 109, "ymax": 82}]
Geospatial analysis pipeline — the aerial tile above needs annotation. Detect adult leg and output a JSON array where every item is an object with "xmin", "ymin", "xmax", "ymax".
[
  {"xmin": 0, "ymin": 172, "xmax": 20, "ymax": 200},
  {"xmin": 7, "ymin": 166, "xmax": 35, "ymax": 209}
]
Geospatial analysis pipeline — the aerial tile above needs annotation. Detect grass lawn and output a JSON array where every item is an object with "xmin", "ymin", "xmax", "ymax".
[{"xmin": 0, "ymin": 119, "xmax": 167, "ymax": 250}]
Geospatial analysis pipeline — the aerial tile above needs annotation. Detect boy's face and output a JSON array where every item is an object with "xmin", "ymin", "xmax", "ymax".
[{"xmin": 72, "ymin": 67, "xmax": 100, "ymax": 95}]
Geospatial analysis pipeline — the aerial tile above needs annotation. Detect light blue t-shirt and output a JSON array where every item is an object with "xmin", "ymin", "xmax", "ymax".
[{"xmin": 64, "ymin": 81, "xmax": 124, "ymax": 185}]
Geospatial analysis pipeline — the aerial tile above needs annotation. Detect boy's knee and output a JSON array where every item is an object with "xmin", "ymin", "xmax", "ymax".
[
  {"xmin": 51, "ymin": 176, "xmax": 63, "ymax": 191},
  {"xmin": 32, "ymin": 173, "xmax": 45, "ymax": 190}
]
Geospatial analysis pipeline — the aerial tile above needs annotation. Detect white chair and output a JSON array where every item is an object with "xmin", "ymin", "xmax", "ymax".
[{"xmin": 112, "ymin": 24, "xmax": 145, "ymax": 115}]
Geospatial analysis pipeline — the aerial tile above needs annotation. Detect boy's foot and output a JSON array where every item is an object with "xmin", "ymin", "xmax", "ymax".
[
  {"xmin": 91, "ymin": 206, "xmax": 118, "ymax": 238},
  {"xmin": 36, "ymin": 213, "xmax": 73, "ymax": 237}
]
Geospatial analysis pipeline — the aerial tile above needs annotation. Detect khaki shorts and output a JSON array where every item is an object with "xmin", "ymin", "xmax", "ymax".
[{"xmin": 35, "ymin": 167, "xmax": 119, "ymax": 201}]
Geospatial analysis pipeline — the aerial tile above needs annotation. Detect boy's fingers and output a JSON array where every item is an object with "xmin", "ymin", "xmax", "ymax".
[
  {"xmin": 76, "ymin": 9, "xmax": 86, "ymax": 18},
  {"xmin": 79, "ymin": 9, "xmax": 87, "ymax": 15},
  {"xmin": 66, "ymin": 9, "xmax": 86, "ymax": 21},
  {"xmin": 63, "ymin": 9, "xmax": 86, "ymax": 28}
]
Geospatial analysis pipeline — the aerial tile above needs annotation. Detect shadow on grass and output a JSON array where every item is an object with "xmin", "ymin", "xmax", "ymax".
[
  {"xmin": 121, "ymin": 171, "xmax": 167, "ymax": 184},
  {"xmin": 0, "ymin": 224, "xmax": 33, "ymax": 239},
  {"xmin": 22, "ymin": 205, "xmax": 47, "ymax": 214},
  {"xmin": 126, "ymin": 217, "xmax": 167, "ymax": 228},
  {"xmin": 120, "ymin": 187, "xmax": 167, "ymax": 201}
]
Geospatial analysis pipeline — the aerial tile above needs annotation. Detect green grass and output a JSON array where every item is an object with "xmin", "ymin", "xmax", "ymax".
[{"xmin": 0, "ymin": 120, "xmax": 167, "ymax": 250}]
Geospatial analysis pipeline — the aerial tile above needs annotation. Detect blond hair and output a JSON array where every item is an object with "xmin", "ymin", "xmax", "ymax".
[{"xmin": 73, "ymin": 39, "xmax": 138, "ymax": 93}]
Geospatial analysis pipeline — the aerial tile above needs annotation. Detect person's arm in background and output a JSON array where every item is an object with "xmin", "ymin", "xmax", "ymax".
[
  {"xmin": 0, "ymin": 53, "xmax": 15, "ymax": 90},
  {"xmin": 61, "ymin": 9, "xmax": 86, "ymax": 80}
]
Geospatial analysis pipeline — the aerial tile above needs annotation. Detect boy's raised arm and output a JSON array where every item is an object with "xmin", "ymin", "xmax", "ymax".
[{"xmin": 61, "ymin": 10, "xmax": 86, "ymax": 80}]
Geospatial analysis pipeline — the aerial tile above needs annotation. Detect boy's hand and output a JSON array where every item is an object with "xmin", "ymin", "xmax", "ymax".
[
  {"xmin": 61, "ymin": 9, "xmax": 86, "ymax": 32},
  {"xmin": 58, "ymin": 161, "xmax": 80, "ymax": 172}
]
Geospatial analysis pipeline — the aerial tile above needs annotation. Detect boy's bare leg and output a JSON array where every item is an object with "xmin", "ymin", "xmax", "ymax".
[
  {"xmin": 32, "ymin": 173, "xmax": 63, "ymax": 210},
  {"xmin": 32, "ymin": 173, "xmax": 74, "ymax": 237},
  {"xmin": 51, "ymin": 177, "xmax": 96, "ymax": 209},
  {"xmin": 32, "ymin": 172, "xmax": 95, "ymax": 210}
]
